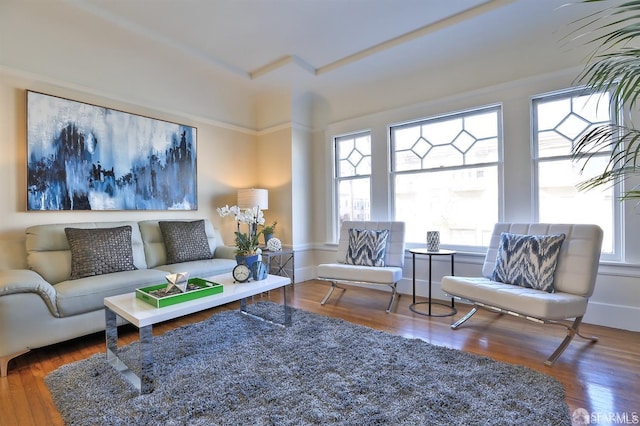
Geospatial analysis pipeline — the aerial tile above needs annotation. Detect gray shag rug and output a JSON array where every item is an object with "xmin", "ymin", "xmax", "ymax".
[{"xmin": 46, "ymin": 302, "xmax": 570, "ymax": 425}]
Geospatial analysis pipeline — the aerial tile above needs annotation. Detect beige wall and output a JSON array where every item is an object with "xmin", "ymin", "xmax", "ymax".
[
  {"xmin": 0, "ymin": 71, "xmax": 259, "ymax": 250},
  {"xmin": 0, "ymin": 69, "xmax": 314, "ymax": 281},
  {"xmin": 255, "ymin": 124, "xmax": 316, "ymax": 282},
  {"xmin": 256, "ymin": 127, "xmax": 292, "ymax": 245}
]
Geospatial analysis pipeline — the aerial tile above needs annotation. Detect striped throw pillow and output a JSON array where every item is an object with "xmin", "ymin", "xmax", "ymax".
[
  {"xmin": 492, "ymin": 232, "xmax": 566, "ymax": 293},
  {"xmin": 345, "ymin": 228, "xmax": 389, "ymax": 267}
]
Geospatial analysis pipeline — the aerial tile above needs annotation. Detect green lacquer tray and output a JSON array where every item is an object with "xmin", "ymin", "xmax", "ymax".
[{"xmin": 135, "ymin": 278, "xmax": 223, "ymax": 308}]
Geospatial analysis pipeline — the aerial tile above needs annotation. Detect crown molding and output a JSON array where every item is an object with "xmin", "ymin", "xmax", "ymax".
[
  {"xmin": 0, "ymin": 65, "xmax": 259, "ymax": 135},
  {"xmin": 317, "ymin": 0, "xmax": 516, "ymax": 75}
]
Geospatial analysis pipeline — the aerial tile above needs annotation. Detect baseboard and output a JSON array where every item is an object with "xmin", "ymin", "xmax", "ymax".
[
  {"xmin": 291, "ymin": 266, "xmax": 316, "ymax": 285},
  {"xmin": 583, "ymin": 302, "xmax": 640, "ymax": 332},
  {"xmin": 399, "ymin": 278, "xmax": 640, "ymax": 332},
  {"xmin": 306, "ymin": 271, "xmax": 639, "ymax": 332}
]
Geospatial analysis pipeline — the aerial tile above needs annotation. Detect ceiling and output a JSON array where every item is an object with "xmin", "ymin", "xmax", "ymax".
[{"xmin": 0, "ymin": 0, "xmax": 608, "ymax": 130}]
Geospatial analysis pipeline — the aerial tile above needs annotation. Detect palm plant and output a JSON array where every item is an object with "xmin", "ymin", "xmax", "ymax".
[{"xmin": 571, "ymin": 0, "xmax": 640, "ymax": 199}]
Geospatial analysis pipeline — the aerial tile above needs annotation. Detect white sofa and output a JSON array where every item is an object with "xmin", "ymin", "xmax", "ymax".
[{"xmin": 0, "ymin": 219, "xmax": 236, "ymax": 376}]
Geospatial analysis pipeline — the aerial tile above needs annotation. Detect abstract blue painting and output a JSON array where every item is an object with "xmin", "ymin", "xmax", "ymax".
[{"xmin": 26, "ymin": 91, "xmax": 197, "ymax": 210}]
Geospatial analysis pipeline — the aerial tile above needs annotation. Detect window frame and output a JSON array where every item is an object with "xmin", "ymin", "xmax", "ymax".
[
  {"xmin": 389, "ymin": 104, "xmax": 504, "ymax": 252},
  {"xmin": 332, "ymin": 130, "xmax": 373, "ymax": 239},
  {"xmin": 531, "ymin": 87, "xmax": 622, "ymax": 261}
]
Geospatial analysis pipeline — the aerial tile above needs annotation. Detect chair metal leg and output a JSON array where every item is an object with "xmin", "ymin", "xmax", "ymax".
[
  {"xmin": 450, "ymin": 302, "xmax": 598, "ymax": 365},
  {"xmin": 320, "ymin": 281, "xmax": 345, "ymax": 306},
  {"xmin": 385, "ymin": 283, "xmax": 399, "ymax": 313},
  {"xmin": 451, "ymin": 306, "xmax": 478, "ymax": 329},
  {"xmin": 544, "ymin": 316, "xmax": 598, "ymax": 366}
]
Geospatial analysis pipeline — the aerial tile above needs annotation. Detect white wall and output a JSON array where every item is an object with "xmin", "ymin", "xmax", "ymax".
[{"xmin": 314, "ymin": 67, "xmax": 640, "ymax": 332}]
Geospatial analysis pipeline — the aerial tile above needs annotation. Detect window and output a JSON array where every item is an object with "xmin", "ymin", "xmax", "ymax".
[
  {"xmin": 391, "ymin": 106, "xmax": 501, "ymax": 248},
  {"xmin": 533, "ymin": 89, "xmax": 618, "ymax": 256},
  {"xmin": 334, "ymin": 132, "xmax": 371, "ymax": 225}
]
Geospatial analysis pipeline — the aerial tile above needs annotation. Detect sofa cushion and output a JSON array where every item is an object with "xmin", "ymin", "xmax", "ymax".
[
  {"xmin": 154, "ymin": 258, "xmax": 237, "ymax": 278},
  {"xmin": 159, "ymin": 220, "xmax": 212, "ymax": 264},
  {"xmin": 491, "ymin": 232, "xmax": 566, "ymax": 293},
  {"xmin": 345, "ymin": 228, "xmax": 389, "ymax": 267},
  {"xmin": 65, "ymin": 226, "xmax": 137, "ymax": 280},
  {"xmin": 54, "ymin": 269, "xmax": 167, "ymax": 316},
  {"xmin": 26, "ymin": 221, "xmax": 147, "ymax": 285}
]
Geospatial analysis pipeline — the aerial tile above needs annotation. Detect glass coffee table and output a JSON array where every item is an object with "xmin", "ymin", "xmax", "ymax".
[{"xmin": 103, "ymin": 272, "xmax": 291, "ymax": 394}]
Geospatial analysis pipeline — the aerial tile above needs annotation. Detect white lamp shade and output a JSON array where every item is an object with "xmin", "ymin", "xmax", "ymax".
[{"xmin": 237, "ymin": 188, "xmax": 268, "ymax": 210}]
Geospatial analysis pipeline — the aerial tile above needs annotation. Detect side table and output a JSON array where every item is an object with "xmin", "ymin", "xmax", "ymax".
[
  {"xmin": 409, "ymin": 248, "xmax": 457, "ymax": 317},
  {"xmin": 261, "ymin": 249, "xmax": 295, "ymax": 284}
]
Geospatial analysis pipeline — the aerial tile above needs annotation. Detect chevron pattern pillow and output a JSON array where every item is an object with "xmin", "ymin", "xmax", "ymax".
[
  {"xmin": 492, "ymin": 232, "xmax": 566, "ymax": 293},
  {"xmin": 345, "ymin": 228, "xmax": 389, "ymax": 267}
]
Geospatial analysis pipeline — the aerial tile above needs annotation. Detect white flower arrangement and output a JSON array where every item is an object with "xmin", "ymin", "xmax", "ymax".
[
  {"xmin": 217, "ymin": 204, "xmax": 266, "ymax": 256},
  {"xmin": 216, "ymin": 205, "xmax": 265, "ymax": 226}
]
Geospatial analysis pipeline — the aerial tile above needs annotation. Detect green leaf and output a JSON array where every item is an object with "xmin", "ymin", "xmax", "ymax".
[{"xmin": 570, "ymin": 0, "xmax": 640, "ymax": 198}]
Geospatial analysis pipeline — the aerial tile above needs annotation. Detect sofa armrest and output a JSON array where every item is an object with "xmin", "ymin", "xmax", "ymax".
[
  {"xmin": 0, "ymin": 269, "xmax": 59, "ymax": 316},
  {"xmin": 214, "ymin": 245, "xmax": 237, "ymax": 260}
]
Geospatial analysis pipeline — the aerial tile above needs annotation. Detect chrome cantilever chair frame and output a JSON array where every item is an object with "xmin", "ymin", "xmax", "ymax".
[
  {"xmin": 318, "ymin": 221, "xmax": 406, "ymax": 313},
  {"xmin": 442, "ymin": 223, "xmax": 603, "ymax": 366},
  {"xmin": 451, "ymin": 301, "xmax": 598, "ymax": 366},
  {"xmin": 320, "ymin": 278, "xmax": 400, "ymax": 313}
]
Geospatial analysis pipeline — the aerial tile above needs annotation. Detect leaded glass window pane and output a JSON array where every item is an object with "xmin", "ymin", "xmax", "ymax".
[{"xmin": 391, "ymin": 106, "xmax": 501, "ymax": 248}]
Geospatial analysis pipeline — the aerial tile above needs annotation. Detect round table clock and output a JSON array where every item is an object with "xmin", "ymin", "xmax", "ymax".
[{"xmin": 232, "ymin": 263, "xmax": 251, "ymax": 283}]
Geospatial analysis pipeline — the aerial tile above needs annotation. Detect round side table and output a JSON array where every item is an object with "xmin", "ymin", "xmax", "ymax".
[{"xmin": 409, "ymin": 248, "xmax": 457, "ymax": 317}]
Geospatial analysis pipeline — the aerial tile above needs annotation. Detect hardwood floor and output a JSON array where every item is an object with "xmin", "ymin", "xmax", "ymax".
[{"xmin": 1, "ymin": 280, "xmax": 638, "ymax": 426}]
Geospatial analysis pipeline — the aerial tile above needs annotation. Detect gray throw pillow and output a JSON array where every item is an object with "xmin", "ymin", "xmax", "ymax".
[
  {"xmin": 492, "ymin": 232, "xmax": 566, "ymax": 293},
  {"xmin": 65, "ymin": 226, "xmax": 137, "ymax": 280},
  {"xmin": 345, "ymin": 228, "xmax": 389, "ymax": 267},
  {"xmin": 159, "ymin": 220, "xmax": 212, "ymax": 264}
]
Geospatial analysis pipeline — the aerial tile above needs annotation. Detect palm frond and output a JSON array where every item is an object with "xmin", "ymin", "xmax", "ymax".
[
  {"xmin": 576, "ymin": 49, "xmax": 640, "ymax": 108},
  {"xmin": 570, "ymin": 0, "xmax": 640, "ymax": 198},
  {"xmin": 572, "ymin": 125, "xmax": 640, "ymax": 194}
]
